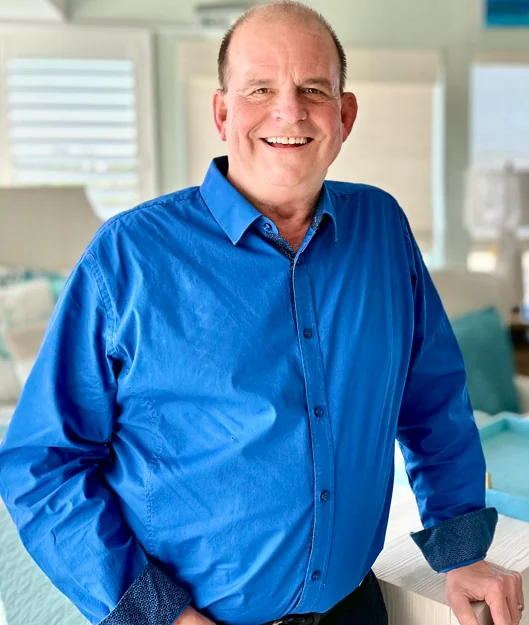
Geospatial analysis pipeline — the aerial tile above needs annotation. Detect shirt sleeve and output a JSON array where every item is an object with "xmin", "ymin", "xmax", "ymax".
[
  {"xmin": 395, "ymin": 209, "xmax": 498, "ymax": 573},
  {"xmin": 0, "ymin": 252, "xmax": 191, "ymax": 624}
]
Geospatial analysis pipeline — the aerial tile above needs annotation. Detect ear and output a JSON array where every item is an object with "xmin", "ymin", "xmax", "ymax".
[
  {"xmin": 213, "ymin": 89, "xmax": 228, "ymax": 142},
  {"xmin": 340, "ymin": 92, "xmax": 358, "ymax": 143}
]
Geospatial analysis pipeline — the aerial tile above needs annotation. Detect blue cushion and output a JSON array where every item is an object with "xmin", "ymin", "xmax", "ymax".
[{"xmin": 451, "ymin": 307, "xmax": 520, "ymax": 416}]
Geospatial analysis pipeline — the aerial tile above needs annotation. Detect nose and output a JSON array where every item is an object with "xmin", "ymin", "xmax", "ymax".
[{"xmin": 273, "ymin": 88, "xmax": 308, "ymax": 124}]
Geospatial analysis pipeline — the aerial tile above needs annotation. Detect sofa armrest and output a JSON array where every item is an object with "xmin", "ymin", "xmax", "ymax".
[{"xmin": 514, "ymin": 374, "xmax": 529, "ymax": 415}]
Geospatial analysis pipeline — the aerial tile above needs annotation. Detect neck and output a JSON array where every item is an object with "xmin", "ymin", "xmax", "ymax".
[
  {"xmin": 227, "ymin": 174, "xmax": 321, "ymax": 251},
  {"xmin": 229, "ymin": 169, "xmax": 321, "ymax": 223}
]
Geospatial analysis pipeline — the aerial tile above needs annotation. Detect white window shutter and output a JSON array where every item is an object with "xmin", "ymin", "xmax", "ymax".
[{"xmin": 0, "ymin": 25, "xmax": 157, "ymax": 221}]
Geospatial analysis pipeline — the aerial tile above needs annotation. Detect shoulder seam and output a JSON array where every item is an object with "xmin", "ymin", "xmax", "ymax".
[
  {"xmin": 87, "ymin": 188, "xmax": 201, "ymax": 248},
  {"xmin": 85, "ymin": 252, "xmax": 119, "ymax": 360}
]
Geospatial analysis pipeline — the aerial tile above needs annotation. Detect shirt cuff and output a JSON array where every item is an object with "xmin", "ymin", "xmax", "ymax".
[
  {"xmin": 99, "ymin": 562, "xmax": 192, "ymax": 625},
  {"xmin": 410, "ymin": 507, "xmax": 498, "ymax": 573}
]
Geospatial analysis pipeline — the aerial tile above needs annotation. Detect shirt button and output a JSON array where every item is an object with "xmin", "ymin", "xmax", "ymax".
[
  {"xmin": 263, "ymin": 222, "xmax": 272, "ymax": 231},
  {"xmin": 314, "ymin": 406, "xmax": 324, "ymax": 417},
  {"xmin": 320, "ymin": 490, "xmax": 330, "ymax": 502},
  {"xmin": 303, "ymin": 328, "xmax": 313, "ymax": 339},
  {"xmin": 311, "ymin": 571, "xmax": 321, "ymax": 581}
]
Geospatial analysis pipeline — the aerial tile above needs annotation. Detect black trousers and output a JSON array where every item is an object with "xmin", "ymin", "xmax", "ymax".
[
  {"xmin": 261, "ymin": 571, "xmax": 388, "ymax": 625},
  {"xmin": 320, "ymin": 571, "xmax": 388, "ymax": 625}
]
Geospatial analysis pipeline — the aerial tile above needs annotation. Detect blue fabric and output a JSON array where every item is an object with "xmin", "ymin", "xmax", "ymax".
[
  {"xmin": 450, "ymin": 307, "xmax": 520, "ymax": 415},
  {"xmin": 0, "ymin": 156, "xmax": 494, "ymax": 625},
  {"xmin": 411, "ymin": 508, "xmax": 498, "ymax": 572}
]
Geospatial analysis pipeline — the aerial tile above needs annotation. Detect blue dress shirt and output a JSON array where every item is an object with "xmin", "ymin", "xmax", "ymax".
[{"xmin": 0, "ymin": 156, "xmax": 497, "ymax": 625}]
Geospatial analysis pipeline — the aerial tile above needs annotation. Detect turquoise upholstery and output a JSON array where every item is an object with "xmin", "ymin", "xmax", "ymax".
[{"xmin": 451, "ymin": 307, "xmax": 520, "ymax": 416}]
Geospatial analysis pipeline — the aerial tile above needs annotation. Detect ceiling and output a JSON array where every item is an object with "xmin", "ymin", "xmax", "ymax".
[
  {"xmin": 0, "ymin": 0, "xmax": 515, "ymax": 51},
  {"xmin": 0, "ymin": 0, "xmax": 67, "ymax": 21}
]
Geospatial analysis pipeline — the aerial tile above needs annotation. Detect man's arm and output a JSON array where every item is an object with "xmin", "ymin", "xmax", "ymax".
[
  {"xmin": 396, "ymin": 208, "xmax": 496, "ymax": 562},
  {"xmin": 0, "ymin": 253, "xmax": 190, "ymax": 625},
  {"xmin": 395, "ymin": 208, "xmax": 524, "ymax": 625}
]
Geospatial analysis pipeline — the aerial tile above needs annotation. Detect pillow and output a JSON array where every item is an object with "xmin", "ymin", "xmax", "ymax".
[
  {"xmin": 0, "ymin": 279, "xmax": 55, "ymax": 403},
  {"xmin": 0, "ymin": 360, "xmax": 20, "ymax": 405},
  {"xmin": 5, "ymin": 321, "xmax": 48, "ymax": 388},
  {"xmin": 451, "ymin": 307, "xmax": 520, "ymax": 416},
  {"xmin": 0, "ymin": 266, "xmax": 67, "ymax": 301}
]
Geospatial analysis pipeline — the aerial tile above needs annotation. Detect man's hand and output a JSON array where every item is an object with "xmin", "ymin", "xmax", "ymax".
[
  {"xmin": 173, "ymin": 605, "xmax": 216, "ymax": 625},
  {"xmin": 446, "ymin": 560, "xmax": 525, "ymax": 625}
]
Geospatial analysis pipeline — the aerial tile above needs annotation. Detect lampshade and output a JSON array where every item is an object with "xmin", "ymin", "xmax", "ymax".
[
  {"xmin": 464, "ymin": 166, "xmax": 529, "ymax": 239},
  {"xmin": 0, "ymin": 186, "xmax": 103, "ymax": 271}
]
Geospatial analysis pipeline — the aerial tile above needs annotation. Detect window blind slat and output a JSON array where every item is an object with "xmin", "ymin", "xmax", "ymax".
[
  {"xmin": 10, "ymin": 92, "xmax": 135, "ymax": 106},
  {"xmin": 12, "ymin": 143, "xmax": 137, "ymax": 157},
  {"xmin": 14, "ymin": 171, "xmax": 138, "ymax": 186},
  {"xmin": 11, "ymin": 109, "xmax": 136, "ymax": 123}
]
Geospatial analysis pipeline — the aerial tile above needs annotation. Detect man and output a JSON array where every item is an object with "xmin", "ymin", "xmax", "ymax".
[{"xmin": 0, "ymin": 2, "xmax": 525, "ymax": 625}]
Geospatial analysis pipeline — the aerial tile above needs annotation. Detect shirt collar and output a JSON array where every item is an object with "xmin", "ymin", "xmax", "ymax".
[{"xmin": 200, "ymin": 156, "xmax": 338, "ymax": 245}]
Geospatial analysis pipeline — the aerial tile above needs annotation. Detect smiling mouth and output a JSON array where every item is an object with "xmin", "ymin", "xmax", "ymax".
[{"xmin": 261, "ymin": 137, "xmax": 314, "ymax": 149}]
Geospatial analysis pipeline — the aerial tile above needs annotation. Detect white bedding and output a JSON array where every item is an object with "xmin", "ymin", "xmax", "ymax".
[
  {"xmin": 0, "ymin": 407, "xmax": 88, "ymax": 624},
  {"xmin": 0, "ymin": 501, "xmax": 89, "ymax": 625}
]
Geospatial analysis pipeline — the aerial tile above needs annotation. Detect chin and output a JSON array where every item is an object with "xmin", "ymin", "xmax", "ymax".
[{"xmin": 263, "ymin": 167, "xmax": 310, "ymax": 188}]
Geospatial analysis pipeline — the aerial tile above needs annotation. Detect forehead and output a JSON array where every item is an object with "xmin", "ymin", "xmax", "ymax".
[{"xmin": 227, "ymin": 17, "xmax": 341, "ymax": 85}]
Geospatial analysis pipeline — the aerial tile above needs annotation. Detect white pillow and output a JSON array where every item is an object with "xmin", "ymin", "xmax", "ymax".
[
  {"xmin": 0, "ymin": 279, "xmax": 55, "ymax": 403},
  {"xmin": 0, "ymin": 360, "xmax": 20, "ymax": 405},
  {"xmin": 4, "ymin": 321, "xmax": 48, "ymax": 388},
  {"xmin": 0, "ymin": 278, "xmax": 54, "ymax": 329}
]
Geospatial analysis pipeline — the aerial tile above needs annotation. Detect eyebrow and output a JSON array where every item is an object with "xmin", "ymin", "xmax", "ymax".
[
  {"xmin": 302, "ymin": 77, "xmax": 334, "ymax": 91},
  {"xmin": 240, "ymin": 77, "xmax": 336, "ymax": 92}
]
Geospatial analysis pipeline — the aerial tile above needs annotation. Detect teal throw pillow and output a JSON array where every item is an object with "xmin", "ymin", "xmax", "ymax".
[{"xmin": 451, "ymin": 307, "xmax": 519, "ymax": 416}]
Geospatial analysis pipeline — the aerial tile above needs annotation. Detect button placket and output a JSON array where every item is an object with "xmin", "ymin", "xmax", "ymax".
[{"xmin": 290, "ymin": 264, "xmax": 335, "ymax": 611}]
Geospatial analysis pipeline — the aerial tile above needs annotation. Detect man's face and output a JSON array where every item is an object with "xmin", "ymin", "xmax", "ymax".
[{"xmin": 213, "ymin": 16, "xmax": 358, "ymax": 200}]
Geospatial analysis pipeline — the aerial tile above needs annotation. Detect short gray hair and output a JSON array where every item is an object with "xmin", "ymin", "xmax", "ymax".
[{"xmin": 217, "ymin": 1, "xmax": 347, "ymax": 94}]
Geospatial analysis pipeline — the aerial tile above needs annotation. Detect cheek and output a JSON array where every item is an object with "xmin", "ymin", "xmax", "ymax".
[
  {"xmin": 313, "ymin": 104, "xmax": 344, "ymax": 141},
  {"xmin": 227, "ymin": 102, "xmax": 265, "ymax": 139}
]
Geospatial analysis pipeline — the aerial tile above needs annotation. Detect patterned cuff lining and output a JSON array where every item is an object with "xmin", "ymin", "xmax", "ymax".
[
  {"xmin": 99, "ymin": 562, "xmax": 192, "ymax": 625},
  {"xmin": 410, "ymin": 507, "xmax": 498, "ymax": 573}
]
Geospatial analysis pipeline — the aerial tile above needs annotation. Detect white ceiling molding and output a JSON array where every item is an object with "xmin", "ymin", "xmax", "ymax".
[
  {"xmin": 43, "ymin": 0, "xmax": 69, "ymax": 20},
  {"xmin": 0, "ymin": 0, "xmax": 67, "ymax": 22}
]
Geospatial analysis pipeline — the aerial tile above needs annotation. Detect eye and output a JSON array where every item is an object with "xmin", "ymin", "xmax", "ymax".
[
  {"xmin": 303, "ymin": 88, "xmax": 324, "ymax": 95},
  {"xmin": 252, "ymin": 88, "xmax": 270, "ymax": 95}
]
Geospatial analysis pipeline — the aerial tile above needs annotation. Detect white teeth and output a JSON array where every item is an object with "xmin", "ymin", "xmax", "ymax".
[{"xmin": 264, "ymin": 137, "xmax": 309, "ymax": 145}]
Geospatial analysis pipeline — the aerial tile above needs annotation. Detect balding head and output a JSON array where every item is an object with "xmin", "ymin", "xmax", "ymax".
[{"xmin": 218, "ymin": 1, "xmax": 347, "ymax": 94}]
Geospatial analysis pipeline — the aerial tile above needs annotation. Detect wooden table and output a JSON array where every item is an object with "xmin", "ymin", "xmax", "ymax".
[{"xmin": 374, "ymin": 483, "xmax": 529, "ymax": 625}]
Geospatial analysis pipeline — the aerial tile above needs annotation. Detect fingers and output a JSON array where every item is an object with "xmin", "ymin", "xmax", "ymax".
[
  {"xmin": 514, "ymin": 570, "xmax": 525, "ymax": 614},
  {"xmin": 449, "ymin": 593, "xmax": 479, "ymax": 625},
  {"xmin": 488, "ymin": 586, "xmax": 516, "ymax": 625},
  {"xmin": 502, "ymin": 570, "xmax": 524, "ymax": 625},
  {"xmin": 506, "ymin": 586, "xmax": 522, "ymax": 625}
]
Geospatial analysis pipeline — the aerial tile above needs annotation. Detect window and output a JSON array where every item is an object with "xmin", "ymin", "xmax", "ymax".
[
  {"xmin": 470, "ymin": 62, "xmax": 529, "ymax": 169},
  {"xmin": 0, "ymin": 25, "xmax": 157, "ymax": 220},
  {"xmin": 468, "ymin": 60, "xmax": 529, "ymax": 278}
]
